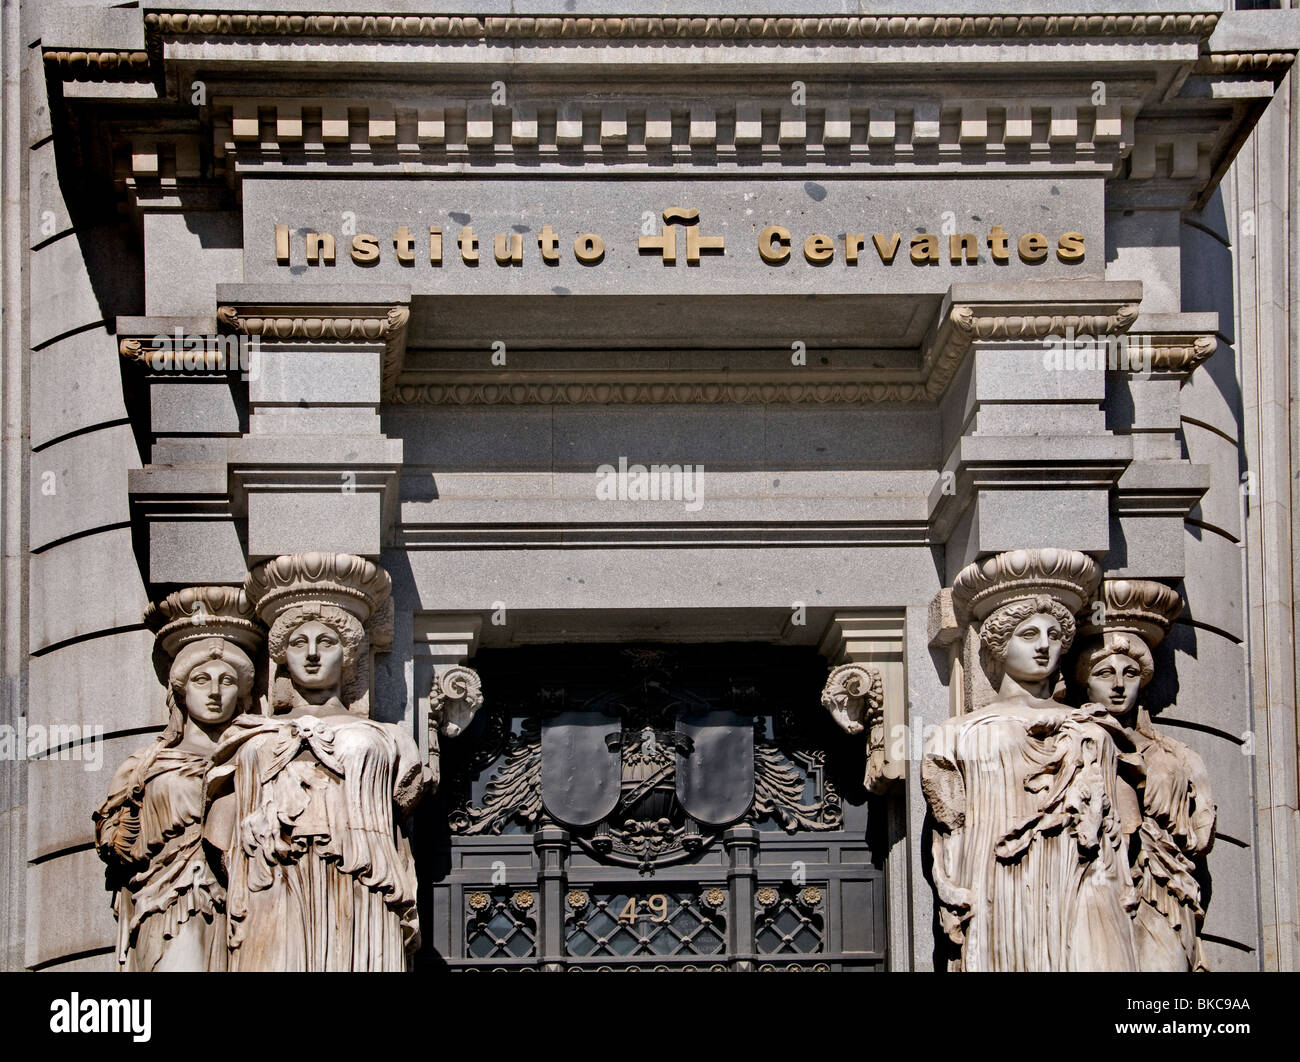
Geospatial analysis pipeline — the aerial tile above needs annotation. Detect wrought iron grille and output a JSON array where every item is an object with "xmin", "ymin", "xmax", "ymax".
[
  {"xmin": 465, "ymin": 889, "xmax": 538, "ymax": 959},
  {"xmin": 565, "ymin": 887, "xmax": 727, "ymax": 959},
  {"xmin": 755, "ymin": 884, "xmax": 826, "ymax": 956}
]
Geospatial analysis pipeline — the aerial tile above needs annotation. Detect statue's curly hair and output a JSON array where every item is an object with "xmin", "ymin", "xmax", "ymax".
[
  {"xmin": 267, "ymin": 602, "xmax": 365, "ymax": 667},
  {"xmin": 266, "ymin": 602, "xmax": 370, "ymax": 713},
  {"xmin": 979, "ymin": 594, "xmax": 1077, "ymax": 660}
]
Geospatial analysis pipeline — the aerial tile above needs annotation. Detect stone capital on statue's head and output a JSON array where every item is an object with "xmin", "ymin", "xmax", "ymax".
[
  {"xmin": 245, "ymin": 553, "xmax": 393, "ymax": 712},
  {"xmin": 952, "ymin": 548, "xmax": 1101, "ymax": 629},
  {"xmin": 245, "ymin": 552, "xmax": 392, "ymax": 633},
  {"xmin": 1072, "ymin": 578, "xmax": 1183, "ymax": 697},
  {"xmin": 1076, "ymin": 578, "xmax": 1183, "ymax": 648},
  {"xmin": 145, "ymin": 585, "xmax": 265, "ymax": 687}
]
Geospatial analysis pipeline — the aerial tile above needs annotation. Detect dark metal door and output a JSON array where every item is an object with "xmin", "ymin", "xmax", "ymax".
[{"xmin": 418, "ymin": 644, "xmax": 887, "ymax": 971}]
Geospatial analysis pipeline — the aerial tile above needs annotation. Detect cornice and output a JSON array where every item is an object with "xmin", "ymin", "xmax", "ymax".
[
  {"xmin": 216, "ymin": 303, "xmax": 411, "ymax": 394},
  {"xmin": 921, "ymin": 296, "xmax": 1141, "ymax": 399},
  {"xmin": 1117, "ymin": 314, "xmax": 1219, "ymax": 375},
  {"xmin": 42, "ymin": 49, "xmax": 151, "ymax": 81},
  {"xmin": 1195, "ymin": 51, "xmax": 1295, "ymax": 75},
  {"xmin": 1143, "ymin": 333, "xmax": 1217, "ymax": 373},
  {"xmin": 144, "ymin": 12, "xmax": 1221, "ymax": 41},
  {"xmin": 119, "ymin": 336, "xmax": 161, "ymax": 363}
]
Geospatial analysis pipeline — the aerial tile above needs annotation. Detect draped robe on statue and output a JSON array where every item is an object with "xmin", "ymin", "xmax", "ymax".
[
  {"xmin": 923, "ymin": 702, "xmax": 1140, "ymax": 971},
  {"xmin": 94, "ymin": 743, "xmax": 226, "ymax": 971},
  {"xmin": 1128, "ymin": 709, "xmax": 1216, "ymax": 971},
  {"xmin": 210, "ymin": 706, "xmax": 425, "ymax": 971}
]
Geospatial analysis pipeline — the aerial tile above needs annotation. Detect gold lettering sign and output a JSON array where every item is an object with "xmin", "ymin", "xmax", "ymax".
[{"xmin": 272, "ymin": 212, "xmax": 1085, "ymax": 268}]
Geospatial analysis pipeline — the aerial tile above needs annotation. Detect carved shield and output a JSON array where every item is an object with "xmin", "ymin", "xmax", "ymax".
[
  {"xmin": 675, "ymin": 708, "xmax": 755, "ymax": 826},
  {"xmin": 540, "ymin": 710, "xmax": 622, "ymax": 827}
]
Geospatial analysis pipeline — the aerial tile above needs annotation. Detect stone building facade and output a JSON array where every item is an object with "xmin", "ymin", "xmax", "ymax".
[{"xmin": 2, "ymin": 1, "xmax": 1298, "ymax": 971}]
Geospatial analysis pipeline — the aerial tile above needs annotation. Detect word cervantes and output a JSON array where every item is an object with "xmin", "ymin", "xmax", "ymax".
[{"xmin": 272, "ymin": 206, "xmax": 1085, "ymax": 269}]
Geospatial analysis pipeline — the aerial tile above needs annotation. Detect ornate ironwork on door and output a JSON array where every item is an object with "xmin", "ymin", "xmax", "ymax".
[{"xmin": 419, "ymin": 644, "xmax": 887, "ymax": 971}]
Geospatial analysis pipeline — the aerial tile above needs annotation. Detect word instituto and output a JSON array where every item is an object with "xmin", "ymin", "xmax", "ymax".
[{"xmin": 272, "ymin": 208, "xmax": 1086, "ymax": 269}]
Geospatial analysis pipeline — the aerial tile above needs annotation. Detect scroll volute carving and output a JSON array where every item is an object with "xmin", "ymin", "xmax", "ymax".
[
  {"xmin": 94, "ymin": 586, "xmax": 264, "ymax": 972},
  {"xmin": 820, "ymin": 663, "xmax": 887, "ymax": 793},
  {"xmin": 427, "ymin": 664, "xmax": 485, "ymax": 792}
]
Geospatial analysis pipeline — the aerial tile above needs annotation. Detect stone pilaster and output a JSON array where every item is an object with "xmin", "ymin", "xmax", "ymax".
[
  {"xmin": 818, "ymin": 610, "xmax": 908, "ymax": 970},
  {"xmin": 927, "ymin": 281, "xmax": 1141, "ymax": 581},
  {"xmin": 218, "ymin": 284, "xmax": 408, "ymax": 561}
]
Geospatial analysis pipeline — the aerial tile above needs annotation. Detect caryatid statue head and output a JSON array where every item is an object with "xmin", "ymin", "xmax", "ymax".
[
  {"xmin": 145, "ymin": 585, "xmax": 265, "ymax": 743},
  {"xmin": 245, "ymin": 553, "xmax": 393, "ymax": 714},
  {"xmin": 1073, "ymin": 579, "xmax": 1183, "ymax": 720},
  {"xmin": 951, "ymin": 549, "xmax": 1101, "ymax": 701},
  {"xmin": 166, "ymin": 637, "xmax": 256, "ymax": 742}
]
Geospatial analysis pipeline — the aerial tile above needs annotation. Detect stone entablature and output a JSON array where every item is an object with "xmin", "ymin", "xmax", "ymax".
[
  {"xmin": 122, "ymin": 282, "xmax": 1171, "ymax": 405},
  {"xmin": 45, "ymin": 5, "xmax": 1293, "ymax": 217}
]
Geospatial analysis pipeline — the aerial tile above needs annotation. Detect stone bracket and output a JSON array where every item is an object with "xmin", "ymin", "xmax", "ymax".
[
  {"xmin": 214, "ymin": 284, "xmax": 411, "ymax": 399},
  {"xmin": 928, "ymin": 434, "xmax": 1133, "ymax": 548},
  {"xmin": 127, "ymin": 463, "xmax": 249, "ymax": 585},
  {"xmin": 927, "ymin": 588, "xmax": 967, "ymax": 719},
  {"xmin": 1113, "ymin": 461, "xmax": 1211, "ymax": 520},
  {"xmin": 919, "ymin": 281, "xmax": 1143, "ymax": 403},
  {"xmin": 226, "ymin": 436, "xmax": 404, "ymax": 561}
]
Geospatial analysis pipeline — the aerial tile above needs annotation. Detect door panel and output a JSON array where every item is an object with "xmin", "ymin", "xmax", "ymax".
[{"xmin": 419, "ymin": 643, "xmax": 887, "ymax": 971}]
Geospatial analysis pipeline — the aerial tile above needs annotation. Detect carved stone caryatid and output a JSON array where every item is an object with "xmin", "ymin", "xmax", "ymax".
[
  {"xmin": 922, "ymin": 548, "xmax": 1143, "ymax": 971},
  {"xmin": 94, "ymin": 586, "xmax": 264, "ymax": 971},
  {"xmin": 206, "ymin": 553, "xmax": 426, "ymax": 971},
  {"xmin": 1073, "ymin": 579, "xmax": 1216, "ymax": 971},
  {"xmin": 820, "ymin": 663, "xmax": 887, "ymax": 793}
]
